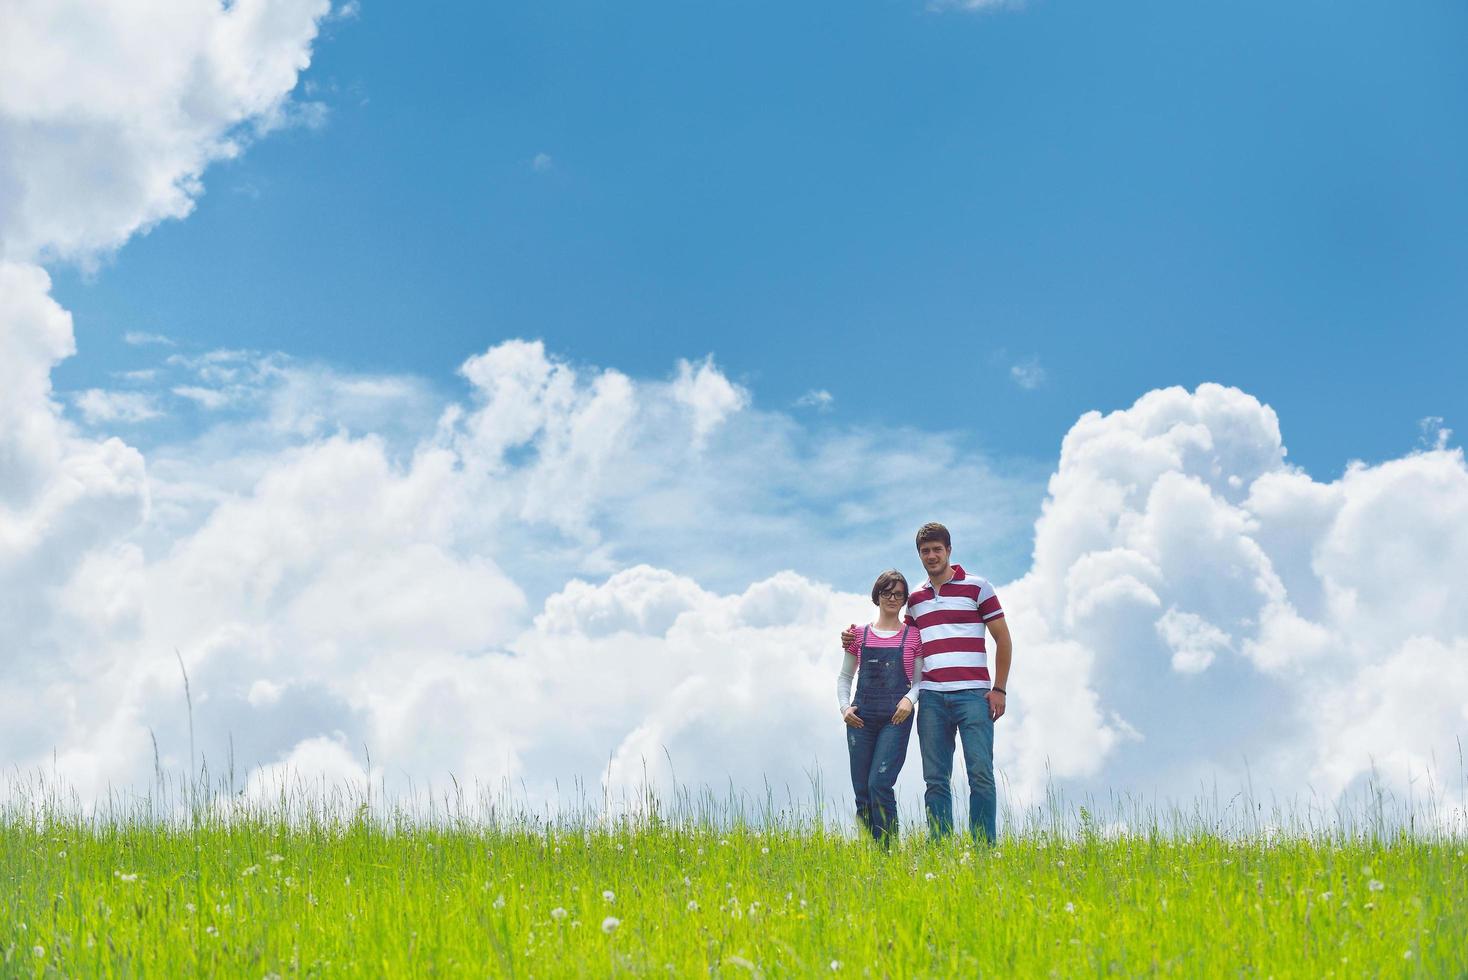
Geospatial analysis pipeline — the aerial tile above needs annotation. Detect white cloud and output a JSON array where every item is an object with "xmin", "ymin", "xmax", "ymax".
[
  {"xmin": 74, "ymin": 388, "xmax": 163, "ymax": 425},
  {"xmin": 172, "ymin": 385, "xmax": 235, "ymax": 410},
  {"xmin": 532, "ymin": 152, "xmax": 553, "ymax": 172},
  {"xmin": 1154, "ymin": 607, "xmax": 1231, "ymax": 674},
  {"xmin": 0, "ymin": 0, "xmax": 332, "ymax": 263},
  {"xmin": 671, "ymin": 356, "xmax": 749, "ymax": 448},
  {"xmin": 123, "ymin": 331, "xmax": 175, "ymax": 347},
  {"xmin": 1419, "ymin": 416, "xmax": 1453, "ymax": 452},
  {"xmin": 795, "ymin": 389, "xmax": 835, "ymax": 411},
  {"xmin": 1010, "ymin": 357, "xmax": 1046, "ymax": 390}
]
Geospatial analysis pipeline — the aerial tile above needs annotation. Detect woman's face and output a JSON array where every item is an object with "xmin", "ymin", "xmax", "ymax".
[{"xmin": 877, "ymin": 586, "xmax": 907, "ymax": 614}]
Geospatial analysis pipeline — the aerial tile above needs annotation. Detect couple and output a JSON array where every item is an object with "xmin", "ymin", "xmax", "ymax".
[{"xmin": 837, "ymin": 522, "xmax": 1012, "ymax": 846}]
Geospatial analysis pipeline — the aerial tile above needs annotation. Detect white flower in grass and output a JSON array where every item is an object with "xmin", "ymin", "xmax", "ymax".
[
  {"xmin": 551, "ymin": 907, "xmax": 567, "ymax": 921},
  {"xmin": 687, "ymin": 900, "xmax": 699, "ymax": 912},
  {"xmin": 830, "ymin": 961, "xmax": 840, "ymax": 971},
  {"xmin": 1319, "ymin": 891, "xmax": 1332, "ymax": 901},
  {"xmin": 492, "ymin": 894, "xmax": 506, "ymax": 909},
  {"xmin": 185, "ymin": 902, "xmax": 196, "ymax": 914},
  {"xmin": 1360, "ymin": 865, "xmax": 1373, "ymax": 876},
  {"xmin": 268, "ymin": 854, "xmax": 284, "ymax": 864},
  {"xmin": 1368, "ymin": 879, "xmax": 1384, "ymax": 892},
  {"xmin": 761, "ymin": 847, "xmax": 769, "ymax": 855},
  {"xmin": 241, "ymin": 865, "xmax": 260, "ymax": 877},
  {"xmin": 1064, "ymin": 902, "xmax": 1075, "ymax": 914},
  {"xmin": 56, "ymin": 851, "xmax": 65, "ymax": 859},
  {"xmin": 603, "ymin": 890, "xmax": 615, "ymax": 903},
  {"xmin": 924, "ymin": 872, "xmax": 936, "ymax": 881},
  {"xmin": 31, "ymin": 946, "xmax": 44, "ymax": 958},
  {"xmin": 602, "ymin": 916, "xmax": 620, "ymax": 934},
  {"xmin": 1405, "ymin": 950, "xmax": 1414, "ymax": 960},
  {"xmin": 720, "ymin": 839, "xmax": 729, "ymax": 847},
  {"xmin": 116, "ymin": 872, "xmax": 138, "ymax": 882},
  {"xmin": 1055, "ymin": 859, "xmax": 1065, "ymax": 868}
]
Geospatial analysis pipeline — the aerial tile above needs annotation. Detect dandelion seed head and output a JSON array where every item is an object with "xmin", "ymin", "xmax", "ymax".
[
  {"xmin": 1064, "ymin": 902, "xmax": 1075, "ymax": 913},
  {"xmin": 924, "ymin": 872, "xmax": 936, "ymax": 881},
  {"xmin": 603, "ymin": 890, "xmax": 615, "ymax": 903},
  {"xmin": 31, "ymin": 946, "xmax": 44, "ymax": 958},
  {"xmin": 551, "ymin": 907, "xmax": 567, "ymax": 920},
  {"xmin": 687, "ymin": 900, "xmax": 699, "ymax": 911},
  {"xmin": 602, "ymin": 916, "xmax": 620, "ymax": 934},
  {"xmin": 830, "ymin": 960, "xmax": 840, "ymax": 971},
  {"xmin": 1368, "ymin": 878, "xmax": 1384, "ymax": 892}
]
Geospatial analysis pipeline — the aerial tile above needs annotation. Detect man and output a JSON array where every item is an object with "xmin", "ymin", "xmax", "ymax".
[{"xmin": 842, "ymin": 522, "xmax": 1012, "ymax": 843}]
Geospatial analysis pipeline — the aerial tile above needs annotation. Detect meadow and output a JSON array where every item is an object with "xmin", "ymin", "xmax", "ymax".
[{"xmin": 4, "ymin": 775, "xmax": 1466, "ymax": 979}]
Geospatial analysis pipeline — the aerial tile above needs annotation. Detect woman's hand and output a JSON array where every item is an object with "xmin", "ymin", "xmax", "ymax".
[
  {"xmin": 890, "ymin": 697, "xmax": 913, "ymax": 725},
  {"xmin": 843, "ymin": 706, "xmax": 864, "ymax": 728}
]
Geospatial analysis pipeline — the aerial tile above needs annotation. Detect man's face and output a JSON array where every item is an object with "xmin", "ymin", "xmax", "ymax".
[{"xmin": 918, "ymin": 540, "xmax": 951, "ymax": 577}]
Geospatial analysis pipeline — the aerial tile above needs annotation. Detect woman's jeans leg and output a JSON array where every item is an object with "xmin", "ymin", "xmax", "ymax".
[
  {"xmin": 866, "ymin": 718, "xmax": 912, "ymax": 844},
  {"xmin": 848, "ymin": 719, "xmax": 911, "ymax": 843},
  {"xmin": 847, "ymin": 723, "xmax": 878, "ymax": 835},
  {"xmin": 918, "ymin": 690, "xmax": 997, "ymax": 843}
]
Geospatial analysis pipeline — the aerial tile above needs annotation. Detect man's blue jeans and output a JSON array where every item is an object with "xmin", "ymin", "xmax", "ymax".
[{"xmin": 917, "ymin": 688, "xmax": 996, "ymax": 843}]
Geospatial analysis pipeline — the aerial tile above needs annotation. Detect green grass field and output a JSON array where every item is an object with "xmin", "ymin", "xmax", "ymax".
[{"xmin": 4, "ymin": 785, "xmax": 1466, "ymax": 978}]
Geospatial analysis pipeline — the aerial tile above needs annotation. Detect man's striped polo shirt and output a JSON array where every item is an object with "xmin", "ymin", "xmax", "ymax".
[{"xmin": 905, "ymin": 563, "xmax": 1004, "ymax": 691}]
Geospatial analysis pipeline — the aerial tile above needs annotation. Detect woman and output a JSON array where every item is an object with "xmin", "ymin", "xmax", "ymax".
[{"xmin": 837, "ymin": 569, "xmax": 923, "ymax": 844}]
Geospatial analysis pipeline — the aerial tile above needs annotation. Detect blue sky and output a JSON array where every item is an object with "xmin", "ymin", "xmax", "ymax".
[{"xmin": 53, "ymin": 0, "xmax": 1467, "ymax": 489}]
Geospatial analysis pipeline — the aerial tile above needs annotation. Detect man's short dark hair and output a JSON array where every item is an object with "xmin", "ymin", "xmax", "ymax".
[
  {"xmin": 870, "ymin": 569, "xmax": 909, "ymax": 605},
  {"xmin": 915, "ymin": 522, "xmax": 951, "ymax": 551}
]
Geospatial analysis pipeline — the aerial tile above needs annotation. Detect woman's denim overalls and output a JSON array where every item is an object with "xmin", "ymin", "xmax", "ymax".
[{"xmin": 846, "ymin": 625, "xmax": 914, "ymax": 844}]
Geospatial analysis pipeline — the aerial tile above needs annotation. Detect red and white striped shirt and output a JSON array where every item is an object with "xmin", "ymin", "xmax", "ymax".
[{"xmin": 905, "ymin": 564, "xmax": 1004, "ymax": 692}]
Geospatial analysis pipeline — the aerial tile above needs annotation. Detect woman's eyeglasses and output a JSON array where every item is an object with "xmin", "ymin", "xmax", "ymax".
[{"xmin": 879, "ymin": 590, "xmax": 907, "ymax": 601}]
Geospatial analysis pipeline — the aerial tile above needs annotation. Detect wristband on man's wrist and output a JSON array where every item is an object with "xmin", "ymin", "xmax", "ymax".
[{"xmin": 992, "ymin": 687, "xmax": 1006, "ymax": 695}]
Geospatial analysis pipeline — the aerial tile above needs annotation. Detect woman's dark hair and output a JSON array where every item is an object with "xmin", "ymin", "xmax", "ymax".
[{"xmin": 870, "ymin": 569, "xmax": 909, "ymax": 605}]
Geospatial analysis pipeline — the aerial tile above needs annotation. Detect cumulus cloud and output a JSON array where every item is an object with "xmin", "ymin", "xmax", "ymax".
[{"xmin": 0, "ymin": 0, "xmax": 332, "ymax": 263}]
